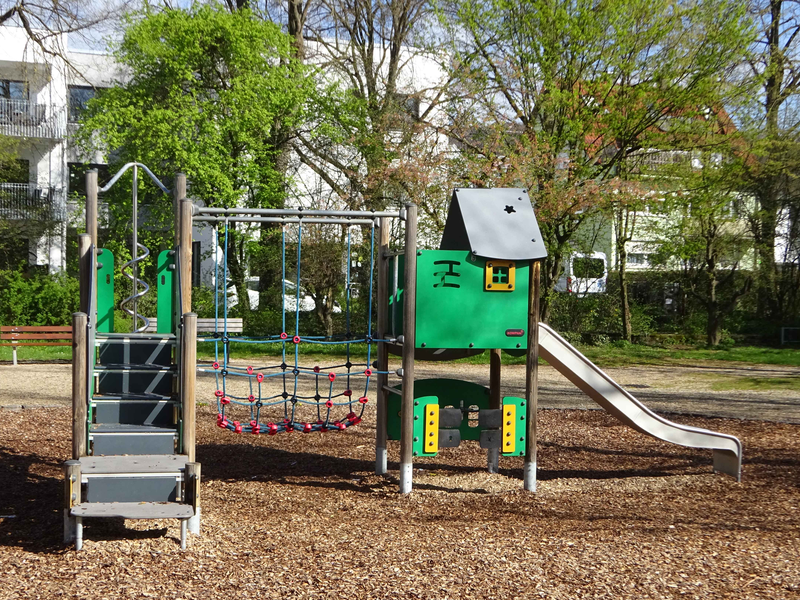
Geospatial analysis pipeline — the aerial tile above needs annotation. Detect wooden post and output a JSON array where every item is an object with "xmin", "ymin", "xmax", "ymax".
[
  {"xmin": 179, "ymin": 199, "xmax": 193, "ymax": 315},
  {"xmin": 399, "ymin": 204, "xmax": 418, "ymax": 494},
  {"xmin": 174, "ymin": 172, "xmax": 186, "ymax": 248},
  {"xmin": 78, "ymin": 234, "xmax": 91, "ymax": 314},
  {"xmin": 375, "ymin": 217, "xmax": 391, "ymax": 475},
  {"xmin": 181, "ymin": 313, "xmax": 197, "ymax": 462},
  {"xmin": 63, "ymin": 460, "xmax": 81, "ymax": 545},
  {"xmin": 523, "ymin": 261, "xmax": 541, "ymax": 491},
  {"xmin": 185, "ymin": 462, "xmax": 201, "ymax": 535},
  {"xmin": 488, "ymin": 348, "xmax": 502, "ymax": 473},
  {"xmin": 85, "ymin": 169, "xmax": 98, "ymax": 247},
  {"xmin": 72, "ymin": 312, "xmax": 88, "ymax": 459}
]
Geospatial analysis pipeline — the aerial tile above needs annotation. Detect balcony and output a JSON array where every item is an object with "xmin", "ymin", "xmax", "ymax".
[
  {"xmin": 0, "ymin": 183, "xmax": 65, "ymax": 220},
  {"xmin": 0, "ymin": 99, "xmax": 66, "ymax": 139}
]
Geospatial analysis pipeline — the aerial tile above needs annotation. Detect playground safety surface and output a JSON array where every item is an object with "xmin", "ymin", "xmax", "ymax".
[{"xmin": 1, "ymin": 391, "xmax": 799, "ymax": 598}]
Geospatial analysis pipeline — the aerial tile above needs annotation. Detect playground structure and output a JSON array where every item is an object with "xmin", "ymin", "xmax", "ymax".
[
  {"xmin": 64, "ymin": 165, "xmax": 199, "ymax": 551},
  {"xmin": 65, "ymin": 177, "xmax": 743, "ymax": 550},
  {"xmin": 196, "ymin": 187, "xmax": 743, "ymax": 494}
]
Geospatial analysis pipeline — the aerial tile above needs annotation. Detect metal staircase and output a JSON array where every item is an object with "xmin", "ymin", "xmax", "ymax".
[{"xmin": 64, "ymin": 167, "xmax": 199, "ymax": 551}]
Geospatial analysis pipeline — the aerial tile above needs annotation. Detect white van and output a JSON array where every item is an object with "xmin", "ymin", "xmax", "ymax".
[{"xmin": 555, "ymin": 252, "xmax": 608, "ymax": 295}]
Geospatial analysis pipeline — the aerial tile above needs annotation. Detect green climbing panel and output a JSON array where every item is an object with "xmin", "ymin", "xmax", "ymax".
[
  {"xmin": 97, "ymin": 249, "xmax": 114, "ymax": 334},
  {"xmin": 387, "ymin": 379, "xmax": 491, "ymax": 443},
  {"xmin": 500, "ymin": 396, "xmax": 527, "ymax": 457},
  {"xmin": 388, "ymin": 250, "xmax": 530, "ymax": 350},
  {"xmin": 157, "ymin": 249, "xmax": 176, "ymax": 334}
]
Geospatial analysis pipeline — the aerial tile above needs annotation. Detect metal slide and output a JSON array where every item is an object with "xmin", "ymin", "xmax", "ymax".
[{"xmin": 538, "ymin": 323, "xmax": 743, "ymax": 480}]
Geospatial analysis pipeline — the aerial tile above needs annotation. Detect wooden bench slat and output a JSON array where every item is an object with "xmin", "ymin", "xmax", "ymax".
[
  {"xmin": 0, "ymin": 341, "xmax": 72, "ymax": 346},
  {"xmin": 1, "ymin": 333, "xmax": 74, "ymax": 340},
  {"xmin": 0, "ymin": 326, "xmax": 72, "ymax": 332}
]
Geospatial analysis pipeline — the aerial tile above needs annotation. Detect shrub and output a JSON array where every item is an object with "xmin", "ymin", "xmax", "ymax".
[{"xmin": 0, "ymin": 269, "xmax": 80, "ymax": 326}]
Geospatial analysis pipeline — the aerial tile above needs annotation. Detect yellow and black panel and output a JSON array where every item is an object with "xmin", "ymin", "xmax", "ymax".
[{"xmin": 485, "ymin": 260, "xmax": 516, "ymax": 291}]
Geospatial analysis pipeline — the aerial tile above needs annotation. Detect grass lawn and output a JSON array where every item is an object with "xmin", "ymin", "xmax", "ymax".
[{"xmin": 3, "ymin": 339, "xmax": 798, "ymax": 369}]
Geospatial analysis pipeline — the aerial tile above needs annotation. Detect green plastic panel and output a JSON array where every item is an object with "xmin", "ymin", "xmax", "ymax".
[
  {"xmin": 387, "ymin": 379, "xmax": 491, "ymax": 443},
  {"xmin": 413, "ymin": 396, "xmax": 439, "ymax": 456},
  {"xmin": 387, "ymin": 250, "xmax": 530, "ymax": 350},
  {"xmin": 157, "ymin": 249, "xmax": 176, "ymax": 334},
  {"xmin": 501, "ymin": 396, "xmax": 527, "ymax": 457},
  {"xmin": 96, "ymin": 249, "xmax": 114, "ymax": 334}
]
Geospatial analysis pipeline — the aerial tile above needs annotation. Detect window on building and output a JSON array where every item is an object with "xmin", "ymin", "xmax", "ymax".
[
  {"xmin": 389, "ymin": 93, "xmax": 420, "ymax": 129},
  {"xmin": 627, "ymin": 253, "xmax": 648, "ymax": 266},
  {"xmin": 68, "ymin": 86, "xmax": 96, "ymax": 123},
  {"xmin": 68, "ymin": 162, "xmax": 109, "ymax": 199},
  {"xmin": 0, "ymin": 80, "xmax": 27, "ymax": 100}
]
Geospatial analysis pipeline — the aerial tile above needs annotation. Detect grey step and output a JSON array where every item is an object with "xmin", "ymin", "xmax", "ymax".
[
  {"xmin": 97, "ymin": 370, "xmax": 173, "ymax": 396},
  {"xmin": 95, "ymin": 365, "xmax": 175, "ymax": 372},
  {"xmin": 71, "ymin": 502, "xmax": 193, "ymax": 519},
  {"xmin": 80, "ymin": 454, "xmax": 189, "ymax": 475},
  {"xmin": 90, "ymin": 424, "xmax": 178, "ymax": 455},
  {"xmin": 98, "ymin": 339, "xmax": 173, "ymax": 366},
  {"xmin": 92, "ymin": 400, "xmax": 178, "ymax": 426},
  {"xmin": 84, "ymin": 475, "xmax": 180, "ymax": 503},
  {"xmin": 97, "ymin": 333, "xmax": 176, "ymax": 341},
  {"xmin": 92, "ymin": 392, "xmax": 173, "ymax": 402}
]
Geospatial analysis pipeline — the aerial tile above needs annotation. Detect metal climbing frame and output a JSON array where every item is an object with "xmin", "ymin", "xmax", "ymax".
[{"xmin": 192, "ymin": 204, "xmax": 419, "ymax": 493}]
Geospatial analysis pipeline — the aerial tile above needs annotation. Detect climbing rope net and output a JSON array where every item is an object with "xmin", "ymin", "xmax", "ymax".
[{"xmin": 196, "ymin": 212, "xmax": 394, "ymax": 435}]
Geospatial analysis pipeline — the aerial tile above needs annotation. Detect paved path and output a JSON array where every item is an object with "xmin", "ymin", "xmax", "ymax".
[{"xmin": 3, "ymin": 360, "xmax": 800, "ymax": 423}]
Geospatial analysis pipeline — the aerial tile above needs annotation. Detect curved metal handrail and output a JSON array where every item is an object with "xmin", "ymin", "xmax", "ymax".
[
  {"xmin": 100, "ymin": 162, "xmax": 171, "ymax": 194},
  {"xmin": 101, "ymin": 163, "xmax": 170, "ymax": 333}
]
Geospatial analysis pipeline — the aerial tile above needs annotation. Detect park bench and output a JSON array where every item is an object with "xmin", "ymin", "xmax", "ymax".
[
  {"xmin": 0, "ymin": 325, "xmax": 73, "ymax": 365},
  {"xmin": 141, "ymin": 318, "xmax": 244, "ymax": 336}
]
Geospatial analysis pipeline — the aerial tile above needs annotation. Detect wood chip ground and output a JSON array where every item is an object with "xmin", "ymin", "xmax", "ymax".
[{"xmin": 1, "ymin": 361, "xmax": 799, "ymax": 599}]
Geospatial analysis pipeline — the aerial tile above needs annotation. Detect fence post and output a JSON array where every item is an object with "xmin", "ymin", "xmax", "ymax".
[
  {"xmin": 399, "ymin": 204, "xmax": 418, "ymax": 494},
  {"xmin": 488, "ymin": 348, "xmax": 502, "ymax": 473},
  {"xmin": 185, "ymin": 462, "xmax": 201, "ymax": 535},
  {"xmin": 78, "ymin": 234, "xmax": 91, "ymax": 314},
  {"xmin": 63, "ymin": 460, "xmax": 81, "ymax": 546},
  {"xmin": 181, "ymin": 313, "xmax": 197, "ymax": 462},
  {"xmin": 72, "ymin": 312, "xmax": 88, "ymax": 459},
  {"xmin": 180, "ymin": 199, "xmax": 193, "ymax": 315},
  {"xmin": 85, "ymin": 169, "xmax": 98, "ymax": 247},
  {"xmin": 523, "ymin": 260, "xmax": 541, "ymax": 491}
]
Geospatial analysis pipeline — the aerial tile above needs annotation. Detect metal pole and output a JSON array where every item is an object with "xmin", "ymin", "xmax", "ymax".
[
  {"xmin": 399, "ymin": 204, "xmax": 418, "ymax": 494},
  {"xmin": 185, "ymin": 462, "xmax": 201, "ymax": 535},
  {"xmin": 174, "ymin": 172, "xmax": 186, "ymax": 249},
  {"xmin": 85, "ymin": 169, "xmax": 98, "ymax": 247},
  {"xmin": 488, "ymin": 348, "xmax": 502, "ymax": 473},
  {"xmin": 181, "ymin": 313, "xmax": 197, "ymax": 462},
  {"xmin": 71, "ymin": 312, "xmax": 88, "ymax": 459},
  {"xmin": 180, "ymin": 199, "xmax": 193, "ymax": 315},
  {"xmin": 63, "ymin": 460, "xmax": 81, "ymax": 545},
  {"xmin": 131, "ymin": 165, "xmax": 138, "ymax": 333},
  {"xmin": 375, "ymin": 217, "xmax": 390, "ymax": 475},
  {"xmin": 523, "ymin": 260, "xmax": 541, "ymax": 491}
]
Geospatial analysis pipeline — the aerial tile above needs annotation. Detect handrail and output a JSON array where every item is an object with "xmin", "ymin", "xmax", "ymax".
[
  {"xmin": 100, "ymin": 162, "xmax": 171, "ymax": 194},
  {"xmin": 101, "ymin": 163, "xmax": 171, "ymax": 333}
]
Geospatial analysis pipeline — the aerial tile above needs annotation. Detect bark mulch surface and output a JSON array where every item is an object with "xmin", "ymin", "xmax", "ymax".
[{"xmin": 1, "ymin": 406, "xmax": 799, "ymax": 599}]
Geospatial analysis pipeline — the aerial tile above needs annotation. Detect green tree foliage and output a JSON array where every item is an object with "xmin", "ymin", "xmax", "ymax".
[
  {"xmin": 647, "ymin": 158, "xmax": 753, "ymax": 347},
  {"xmin": 75, "ymin": 4, "xmax": 314, "ymax": 309},
  {"xmin": 439, "ymin": 0, "xmax": 755, "ymax": 321}
]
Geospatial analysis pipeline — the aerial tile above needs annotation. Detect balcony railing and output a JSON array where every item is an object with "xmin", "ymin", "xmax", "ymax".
[
  {"xmin": 0, "ymin": 183, "xmax": 65, "ymax": 220},
  {"xmin": 0, "ymin": 99, "xmax": 66, "ymax": 139}
]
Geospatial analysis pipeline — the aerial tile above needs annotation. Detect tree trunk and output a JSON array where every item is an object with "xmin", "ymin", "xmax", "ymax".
[
  {"xmin": 706, "ymin": 305, "xmax": 723, "ymax": 347},
  {"xmin": 619, "ymin": 258, "xmax": 632, "ymax": 342}
]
